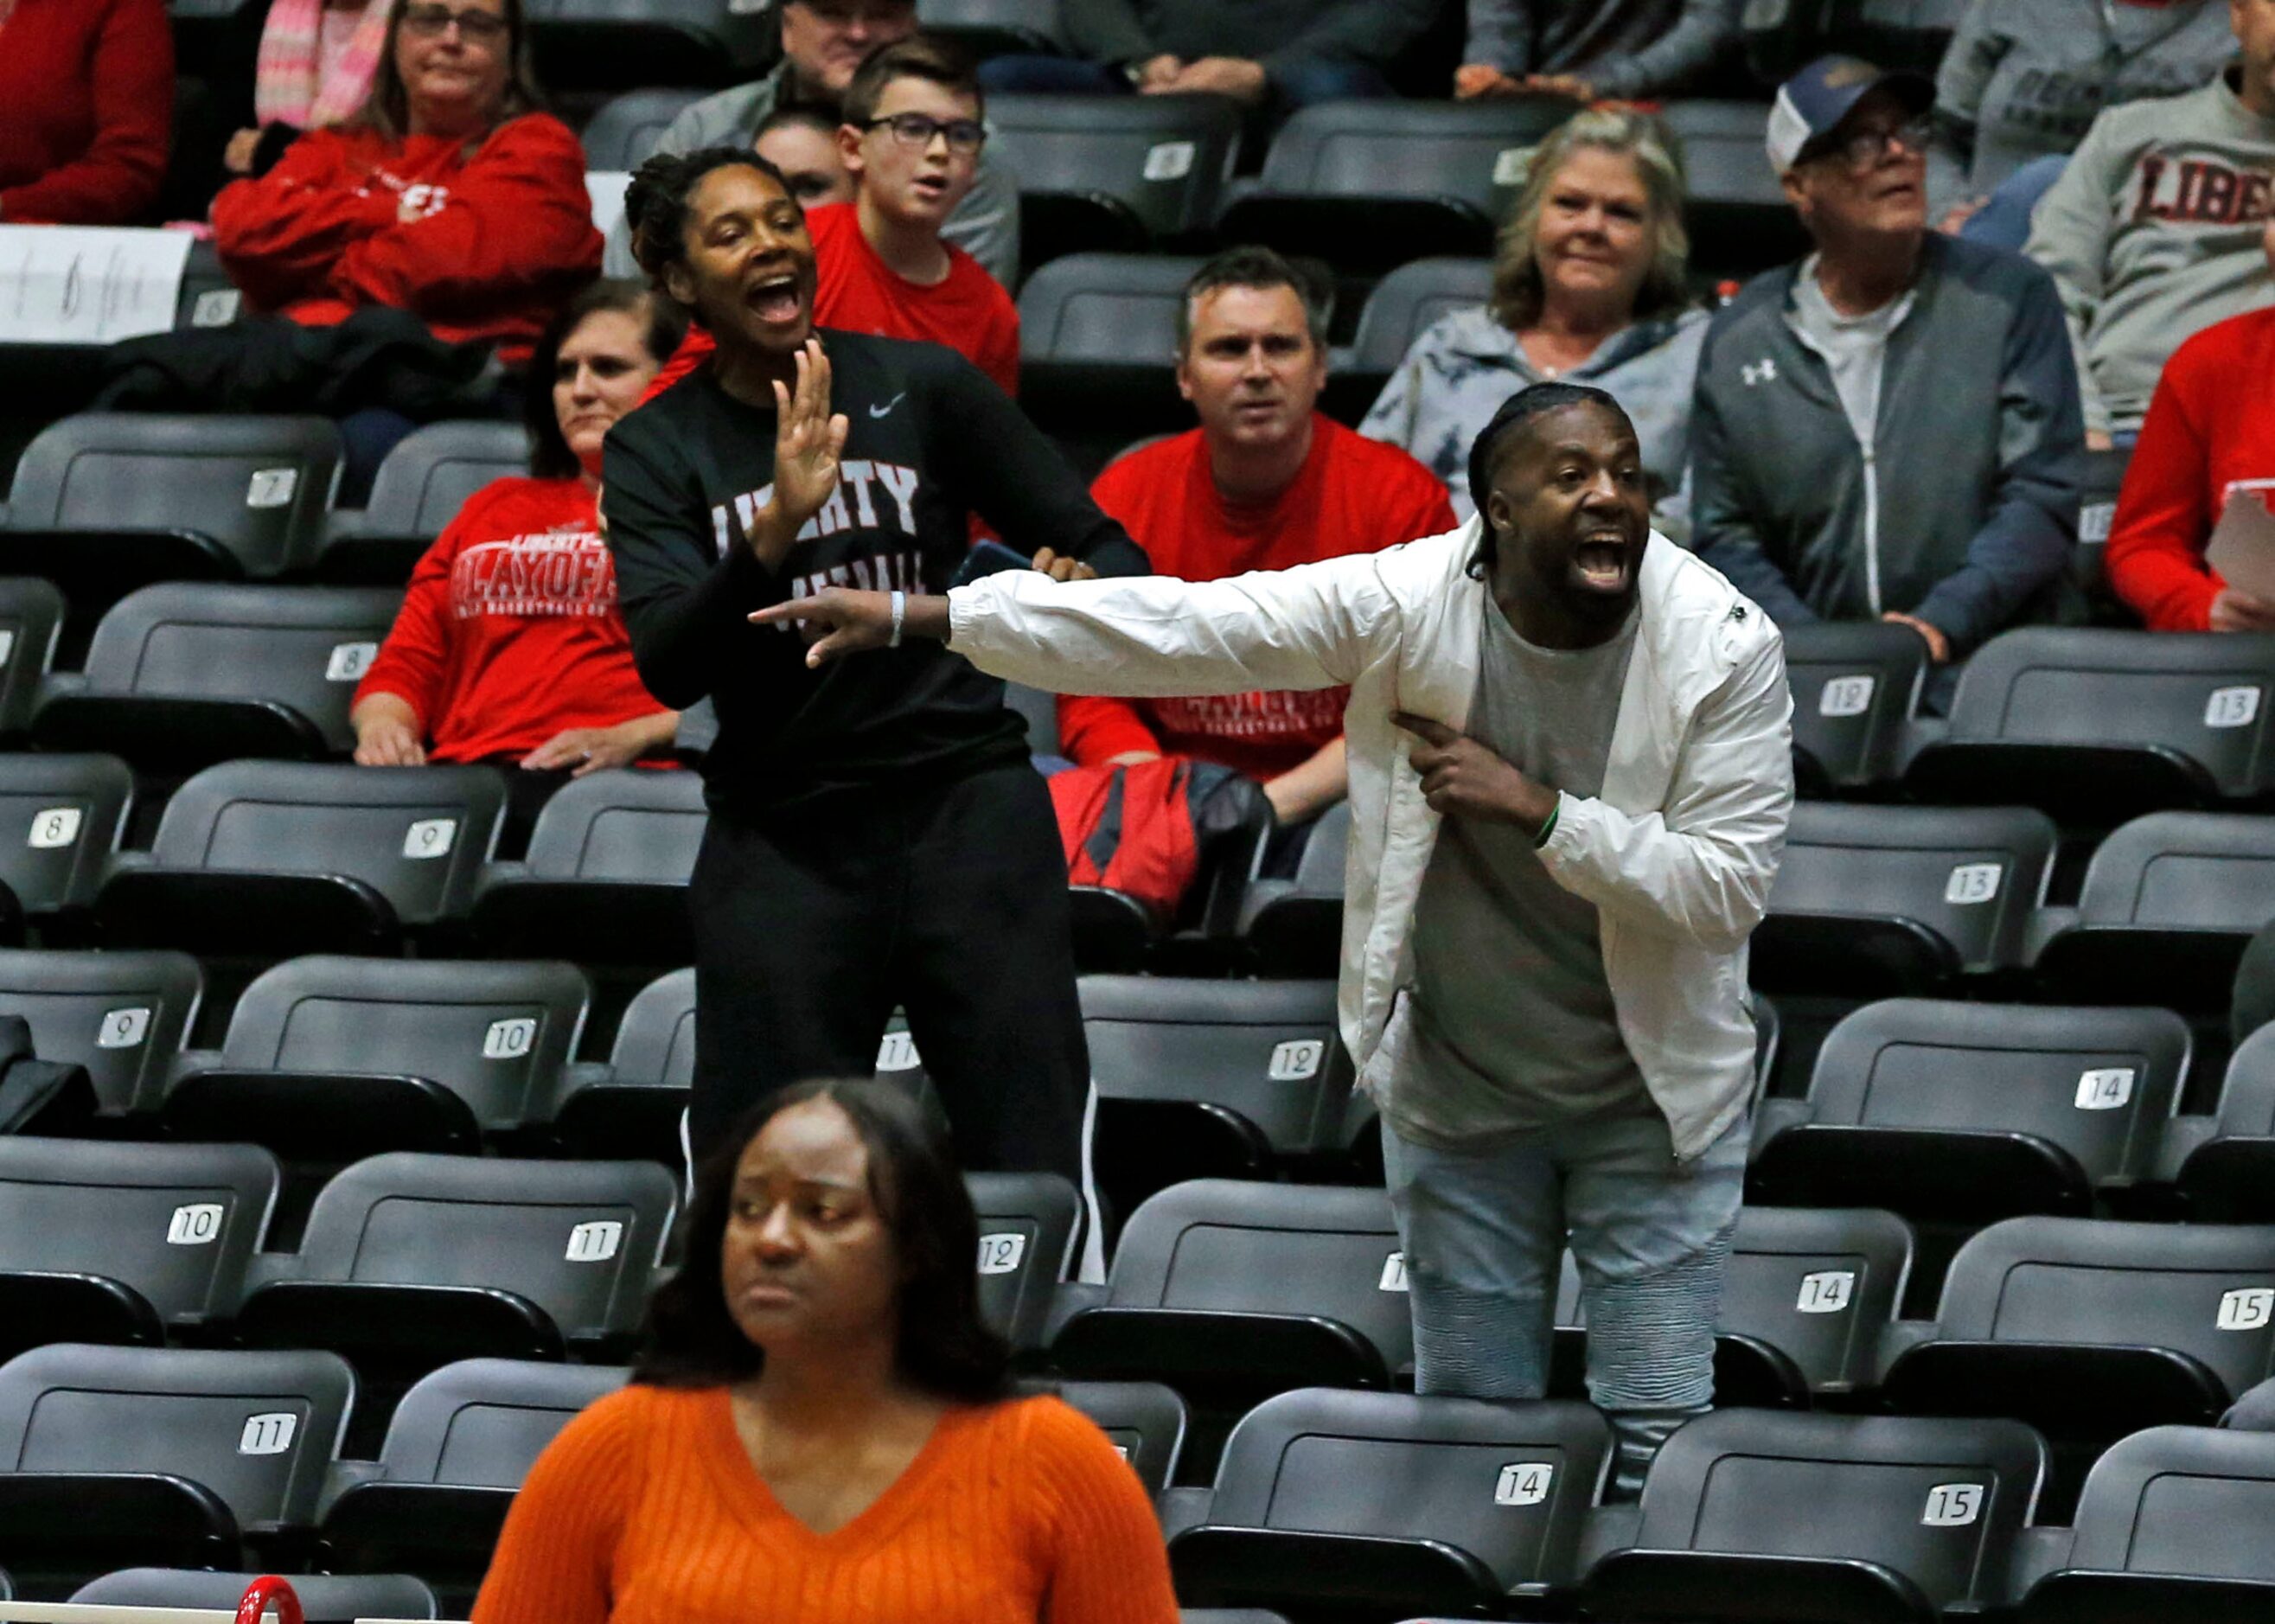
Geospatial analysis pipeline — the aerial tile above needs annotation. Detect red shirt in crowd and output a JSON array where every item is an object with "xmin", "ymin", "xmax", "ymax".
[
  {"xmin": 2106, "ymin": 306, "xmax": 2275, "ymax": 631},
  {"xmin": 643, "ymin": 200, "xmax": 1019, "ymax": 401},
  {"xmin": 1058, "ymin": 417, "xmax": 1457, "ymax": 780},
  {"xmin": 0, "ymin": 0, "xmax": 173, "ymax": 225},
  {"xmin": 210, "ymin": 114, "xmax": 603, "ymax": 359},
  {"xmin": 353, "ymin": 476, "xmax": 668, "ymax": 763}
]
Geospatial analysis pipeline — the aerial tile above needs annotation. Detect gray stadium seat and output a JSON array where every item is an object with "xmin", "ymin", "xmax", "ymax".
[
  {"xmin": 1555, "ymin": 1205, "xmax": 1914, "ymax": 1403},
  {"xmin": 920, "ymin": 0, "xmax": 1063, "ymax": 55},
  {"xmin": 1051, "ymin": 1180, "xmax": 1411, "ymax": 1415},
  {"xmin": 2015, "ymin": 1424, "xmax": 2275, "ymax": 1621},
  {"xmin": 985, "ymin": 94, "xmax": 1243, "ymax": 267},
  {"xmin": 1659, "ymin": 100, "xmax": 1813, "ymax": 285},
  {"xmin": 1777, "ymin": 620, "xmax": 1927, "ymax": 794},
  {"xmin": 578, "ymin": 86, "xmax": 706, "ymax": 171},
  {"xmin": 0, "ymin": 579, "xmax": 63, "ymax": 739},
  {"xmin": 545, "ymin": 964, "xmax": 694, "ymax": 1163},
  {"xmin": 1582, "ymin": 1410, "xmax": 2045, "ymax": 1624},
  {"xmin": 1082, "ymin": 975, "xmax": 1346, "ymax": 1220},
  {"xmin": 521, "ymin": 0, "xmax": 775, "ymax": 90},
  {"xmin": 0, "ymin": 751, "xmax": 134, "ymax": 936},
  {"xmin": 1755, "ymin": 802, "xmax": 2056, "ymax": 996},
  {"xmin": 33, "ymin": 584, "xmax": 403, "ymax": 770},
  {"xmin": 1016, "ymin": 253, "xmax": 1206, "ymax": 451},
  {"xmin": 468, "ymin": 767, "xmax": 706, "ymax": 965},
  {"xmin": 2031, "ymin": 811, "xmax": 2275, "ymax": 1008},
  {"xmin": 318, "ymin": 1358, "xmax": 626, "ymax": 1599},
  {"xmin": 1344, "ymin": 258, "xmax": 1495, "ymax": 374},
  {"xmin": 319, "ymin": 419, "xmax": 533, "ymax": 584},
  {"xmin": 1238, "ymin": 799, "xmax": 1349, "ymax": 977},
  {"xmin": 73, "ymin": 1568, "xmax": 438, "ymax": 1621},
  {"xmin": 1752, "ymin": 1000, "xmax": 2192, "ymax": 1227},
  {"xmin": 1001, "ymin": 680, "xmax": 1061, "ymax": 755},
  {"xmin": 1171, "ymin": 1388, "xmax": 1611, "ymax": 1617},
  {"xmin": 236, "ymin": 1153, "xmax": 677, "ymax": 1381},
  {"xmin": 96, "ymin": 761, "xmax": 508, "ymax": 956},
  {"xmin": 2176, "ymin": 1023, "xmax": 2275, "ymax": 1221},
  {"xmin": 1217, "ymin": 99, "xmax": 1577, "ymax": 271},
  {"xmin": 967, "ymin": 1170, "xmax": 1082, "ymax": 1352},
  {"xmin": 1019, "ymin": 252, "xmax": 1200, "ymax": 371},
  {"xmin": 0, "ymin": 1343, "xmax": 354, "ymax": 1588},
  {"xmin": 1881, "ymin": 1216, "xmax": 2275, "ymax": 1514},
  {"xmin": 1330, "ymin": 257, "xmax": 1492, "ymax": 421},
  {"xmin": 1046, "ymin": 1378, "xmax": 1186, "ymax": 1499},
  {"xmin": 0, "ymin": 947, "xmax": 201, "ymax": 1116},
  {"xmin": 2228, "ymin": 1375, "xmax": 2275, "ymax": 1429},
  {"xmin": 1713, "ymin": 1205, "xmax": 1912, "ymax": 1399},
  {"xmin": 0, "ymin": 413, "xmax": 341, "ymax": 604},
  {"xmin": 1905, "ymin": 628, "xmax": 2275, "ymax": 823},
  {"xmin": 2029, "ymin": 809, "xmax": 2275, "ymax": 1009},
  {"xmin": 0, "ymin": 1137, "xmax": 278, "ymax": 1360},
  {"xmin": 547, "ymin": 970, "xmax": 943, "ymax": 1166},
  {"xmin": 163, "ymin": 956, "xmax": 591, "ymax": 1159}
]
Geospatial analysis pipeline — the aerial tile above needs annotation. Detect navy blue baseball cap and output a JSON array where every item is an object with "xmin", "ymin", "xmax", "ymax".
[{"xmin": 1767, "ymin": 54, "xmax": 1934, "ymax": 174}]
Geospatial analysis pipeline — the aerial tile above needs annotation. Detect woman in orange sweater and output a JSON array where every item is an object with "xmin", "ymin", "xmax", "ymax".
[{"xmin": 471, "ymin": 1077, "xmax": 1180, "ymax": 1624}]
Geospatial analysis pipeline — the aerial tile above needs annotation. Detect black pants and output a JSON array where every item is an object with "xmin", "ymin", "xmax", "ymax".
[{"xmin": 687, "ymin": 762, "xmax": 1089, "ymax": 1180}]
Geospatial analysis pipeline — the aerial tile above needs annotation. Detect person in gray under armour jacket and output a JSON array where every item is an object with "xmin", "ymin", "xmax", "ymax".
[{"xmin": 1689, "ymin": 54, "xmax": 2083, "ymax": 681}]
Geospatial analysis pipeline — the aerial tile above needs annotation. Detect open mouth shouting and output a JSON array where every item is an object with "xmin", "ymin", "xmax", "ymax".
[
  {"xmin": 744, "ymin": 269, "xmax": 807, "ymax": 329},
  {"xmin": 1572, "ymin": 528, "xmax": 1637, "ymax": 592}
]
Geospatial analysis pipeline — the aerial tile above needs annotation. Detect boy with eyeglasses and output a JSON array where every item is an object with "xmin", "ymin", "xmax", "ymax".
[
  {"xmin": 1687, "ymin": 55, "xmax": 2083, "ymax": 700},
  {"xmin": 639, "ymin": 38, "xmax": 1018, "ymax": 403},
  {"xmin": 603, "ymin": 0, "xmax": 1017, "ymax": 289},
  {"xmin": 810, "ymin": 36, "xmax": 1018, "ymax": 395}
]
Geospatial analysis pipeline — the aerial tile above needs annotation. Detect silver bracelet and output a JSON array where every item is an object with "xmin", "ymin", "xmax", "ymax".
[{"xmin": 888, "ymin": 588, "xmax": 906, "ymax": 649}]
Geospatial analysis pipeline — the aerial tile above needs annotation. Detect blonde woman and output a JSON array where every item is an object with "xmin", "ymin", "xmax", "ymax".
[{"xmin": 1360, "ymin": 109, "xmax": 1708, "ymax": 534}]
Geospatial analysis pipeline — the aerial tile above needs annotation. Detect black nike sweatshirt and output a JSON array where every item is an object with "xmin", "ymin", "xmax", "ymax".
[{"xmin": 602, "ymin": 329, "xmax": 1149, "ymax": 817}]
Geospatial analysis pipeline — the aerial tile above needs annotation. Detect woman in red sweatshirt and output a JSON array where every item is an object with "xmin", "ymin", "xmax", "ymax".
[
  {"xmin": 350, "ymin": 280, "xmax": 685, "ymax": 832},
  {"xmin": 209, "ymin": 0, "xmax": 601, "ymax": 361},
  {"xmin": 2106, "ymin": 222, "xmax": 2275, "ymax": 634},
  {"xmin": 0, "ymin": 0, "xmax": 174, "ymax": 225}
]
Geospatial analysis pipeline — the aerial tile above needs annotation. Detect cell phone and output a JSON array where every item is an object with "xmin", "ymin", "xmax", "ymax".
[{"xmin": 950, "ymin": 539, "xmax": 1036, "ymax": 588}]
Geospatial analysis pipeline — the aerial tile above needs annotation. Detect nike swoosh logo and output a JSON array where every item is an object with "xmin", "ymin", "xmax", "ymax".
[{"xmin": 868, "ymin": 393, "xmax": 905, "ymax": 419}]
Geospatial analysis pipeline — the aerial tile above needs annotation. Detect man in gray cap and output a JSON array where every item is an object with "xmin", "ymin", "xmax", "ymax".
[{"xmin": 1689, "ymin": 54, "xmax": 2083, "ymax": 696}]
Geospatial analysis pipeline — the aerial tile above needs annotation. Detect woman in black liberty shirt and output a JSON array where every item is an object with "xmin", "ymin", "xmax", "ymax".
[{"xmin": 603, "ymin": 146, "xmax": 1147, "ymax": 1174}]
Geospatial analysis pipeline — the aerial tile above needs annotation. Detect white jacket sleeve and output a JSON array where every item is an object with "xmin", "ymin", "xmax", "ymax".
[
  {"xmin": 945, "ymin": 551, "xmax": 1397, "ymax": 697},
  {"xmin": 1537, "ymin": 627, "xmax": 1793, "ymax": 952}
]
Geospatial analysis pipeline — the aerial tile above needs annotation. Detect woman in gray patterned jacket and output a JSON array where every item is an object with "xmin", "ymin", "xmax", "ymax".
[{"xmin": 1360, "ymin": 109, "xmax": 1710, "ymax": 537}]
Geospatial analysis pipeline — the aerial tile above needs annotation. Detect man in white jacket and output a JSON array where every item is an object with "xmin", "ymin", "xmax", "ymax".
[{"xmin": 759, "ymin": 382, "xmax": 1794, "ymax": 1492}]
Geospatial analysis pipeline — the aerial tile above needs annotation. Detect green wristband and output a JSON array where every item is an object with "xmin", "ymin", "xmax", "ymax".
[{"xmin": 1532, "ymin": 796, "xmax": 1561, "ymax": 850}]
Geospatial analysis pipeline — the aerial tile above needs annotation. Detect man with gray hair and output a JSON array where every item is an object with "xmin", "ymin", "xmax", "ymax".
[
  {"xmin": 1690, "ymin": 54, "xmax": 2081, "ymax": 690},
  {"xmin": 759, "ymin": 381, "xmax": 1795, "ymax": 1493}
]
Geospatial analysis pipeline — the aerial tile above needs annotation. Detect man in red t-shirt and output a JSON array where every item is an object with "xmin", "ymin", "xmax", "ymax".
[
  {"xmin": 642, "ymin": 35, "xmax": 1018, "ymax": 400},
  {"xmin": 1061, "ymin": 247, "xmax": 1458, "ymax": 833}
]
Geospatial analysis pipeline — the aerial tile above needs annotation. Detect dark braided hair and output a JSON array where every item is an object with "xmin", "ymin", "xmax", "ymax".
[
  {"xmin": 1465, "ymin": 381, "xmax": 1633, "ymax": 579},
  {"xmin": 624, "ymin": 145, "xmax": 800, "ymax": 289}
]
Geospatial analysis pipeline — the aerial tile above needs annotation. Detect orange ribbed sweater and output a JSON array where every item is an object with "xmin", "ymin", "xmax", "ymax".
[{"xmin": 470, "ymin": 1385, "xmax": 1182, "ymax": 1624}]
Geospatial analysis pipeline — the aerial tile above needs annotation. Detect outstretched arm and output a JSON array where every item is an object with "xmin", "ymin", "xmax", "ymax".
[{"xmin": 751, "ymin": 553, "xmax": 1397, "ymax": 697}]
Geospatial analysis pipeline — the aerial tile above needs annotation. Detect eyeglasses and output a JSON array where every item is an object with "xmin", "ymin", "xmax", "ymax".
[
  {"xmin": 1824, "ymin": 114, "xmax": 1933, "ymax": 171},
  {"xmin": 399, "ymin": 3, "xmax": 510, "ymax": 43},
  {"xmin": 860, "ymin": 113, "xmax": 986, "ymax": 155}
]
